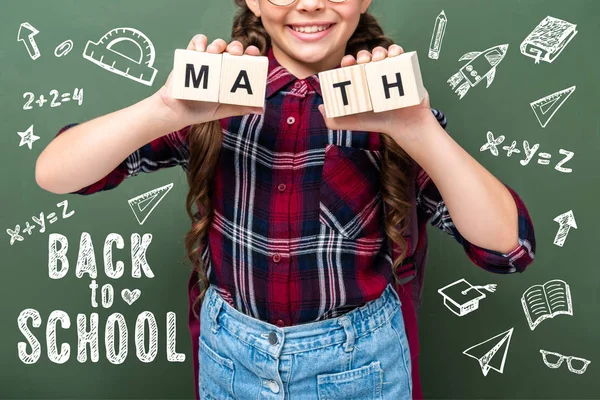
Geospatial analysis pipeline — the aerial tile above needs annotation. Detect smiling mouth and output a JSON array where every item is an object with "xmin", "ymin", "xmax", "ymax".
[{"xmin": 287, "ymin": 23, "xmax": 335, "ymax": 34}]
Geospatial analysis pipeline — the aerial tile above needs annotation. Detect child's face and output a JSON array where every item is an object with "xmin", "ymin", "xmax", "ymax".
[{"xmin": 246, "ymin": 0, "xmax": 372, "ymax": 79}]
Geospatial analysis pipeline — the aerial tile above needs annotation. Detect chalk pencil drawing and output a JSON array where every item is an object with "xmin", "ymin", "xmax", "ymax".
[
  {"xmin": 448, "ymin": 44, "xmax": 508, "ymax": 99},
  {"xmin": 428, "ymin": 10, "xmax": 447, "ymax": 60},
  {"xmin": 128, "ymin": 183, "xmax": 174, "ymax": 225},
  {"xmin": 17, "ymin": 22, "xmax": 40, "ymax": 60},
  {"xmin": 437, "ymin": 278, "xmax": 496, "ymax": 317},
  {"xmin": 521, "ymin": 16, "xmax": 577, "ymax": 64},
  {"xmin": 553, "ymin": 210, "xmax": 577, "ymax": 247},
  {"xmin": 17, "ymin": 125, "xmax": 39, "ymax": 150},
  {"xmin": 521, "ymin": 279, "xmax": 572, "ymax": 330},
  {"xmin": 540, "ymin": 349, "xmax": 591, "ymax": 374},
  {"xmin": 83, "ymin": 27, "xmax": 158, "ymax": 86},
  {"xmin": 463, "ymin": 328, "xmax": 514, "ymax": 376},
  {"xmin": 530, "ymin": 86, "xmax": 576, "ymax": 128}
]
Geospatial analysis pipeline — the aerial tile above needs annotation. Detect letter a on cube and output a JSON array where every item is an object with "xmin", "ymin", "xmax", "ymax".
[
  {"xmin": 318, "ymin": 64, "xmax": 372, "ymax": 118},
  {"xmin": 171, "ymin": 49, "xmax": 222, "ymax": 102},
  {"xmin": 364, "ymin": 51, "xmax": 427, "ymax": 112},
  {"xmin": 219, "ymin": 52, "xmax": 268, "ymax": 108}
]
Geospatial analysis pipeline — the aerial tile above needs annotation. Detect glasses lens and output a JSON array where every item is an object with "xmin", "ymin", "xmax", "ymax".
[
  {"xmin": 540, "ymin": 350, "xmax": 564, "ymax": 368},
  {"xmin": 567, "ymin": 357, "xmax": 591, "ymax": 374}
]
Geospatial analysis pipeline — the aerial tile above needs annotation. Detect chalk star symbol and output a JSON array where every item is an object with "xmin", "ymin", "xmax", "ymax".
[{"xmin": 17, "ymin": 125, "xmax": 40, "ymax": 150}]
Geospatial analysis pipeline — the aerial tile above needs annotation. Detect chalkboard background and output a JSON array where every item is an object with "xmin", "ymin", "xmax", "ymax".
[{"xmin": 2, "ymin": 0, "xmax": 598, "ymax": 398}]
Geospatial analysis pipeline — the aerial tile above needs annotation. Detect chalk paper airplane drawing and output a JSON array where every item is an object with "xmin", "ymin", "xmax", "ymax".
[
  {"xmin": 521, "ymin": 279, "xmax": 572, "ymax": 330},
  {"xmin": 521, "ymin": 16, "xmax": 577, "ymax": 64},
  {"xmin": 128, "ymin": 183, "xmax": 174, "ymax": 225},
  {"xmin": 463, "ymin": 327, "xmax": 513, "ymax": 376},
  {"xmin": 530, "ymin": 86, "xmax": 576, "ymax": 128},
  {"xmin": 540, "ymin": 349, "xmax": 591, "ymax": 375},
  {"xmin": 447, "ymin": 44, "xmax": 509, "ymax": 99},
  {"xmin": 438, "ymin": 279, "xmax": 497, "ymax": 316},
  {"xmin": 17, "ymin": 22, "xmax": 40, "ymax": 60},
  {"xmin": 83, "ymin": 27, "xmax": 158, "ymax": 86}
]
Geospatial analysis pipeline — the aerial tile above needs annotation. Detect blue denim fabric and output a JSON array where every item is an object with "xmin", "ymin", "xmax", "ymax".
[{"xmin": 199, "ymin": 283, "xmax": 411, "ymax": 399}]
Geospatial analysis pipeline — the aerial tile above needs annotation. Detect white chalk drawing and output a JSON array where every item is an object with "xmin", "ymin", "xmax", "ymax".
[
  {"xmin": 128, "ymin": 183, "xmax": 174, "ymax": 225},
  {"xmin": 480, "ymin": 131, "xmax": 574, "ymax": 173},
  {"xmin": 428, "ymin": 10, "xmax": 447, "ymax": 60},
  {"xmin": 521, "ymin": 16, "xmax": 577, "ymax": 64},
  {"xmin": 17, "ymin": 22, "xmax": 40, "ymax": 60},
  {"xmin": 83, "ymin": 27, "xmax": 158, "ymax": 86},
  {"xmin": 554, "ymin": 210, "xmax": 577, "ymax": 247},
  {"xmin": 7, "ymin": 201, "xmax": 75, "ymax": 245},
  {"xmin": 23, "ymin": 88, "xmax": 84, "ymax": 110},
  {"xmin": 437, "ymin": 279, "xmax": 496, "ymax": 316},
  {"xmin": 447, "ymin": 44, "xmax": 508, "ymax": 99},
  {"xmin": 122, "ymin": 288, "xmax": 142, "ymax": 305},
  {"xmin": 463, "ymin": 327, "xmax": 513, "ymax": 376},
  {"xmin": 540, "ymin": 349, "xmax": 591, "ymax": 374},
  {"xmin": 54, "ymin": 40, "xmax": 74, "ymax": 58},
  {"xmin": 522, "ymin": 279, "xmax": 572, "ymax": 331},
  {"xmin": 530, "ymin": 86, "xmax": 576, "ymax": 128},
  {"xmin": 17, "ymin": 125, "xmax": 40, "ymax": 150}
]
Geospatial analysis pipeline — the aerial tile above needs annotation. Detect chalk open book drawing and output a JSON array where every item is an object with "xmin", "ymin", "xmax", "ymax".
[{"xmin": 521, "ymin": 279, "xmax": 573, "ymax": 330}]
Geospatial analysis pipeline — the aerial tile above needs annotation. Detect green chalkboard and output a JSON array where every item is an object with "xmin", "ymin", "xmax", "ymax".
[{"xmin": 1, "ymin": 0, "xmax": 598, "ymax": 398}]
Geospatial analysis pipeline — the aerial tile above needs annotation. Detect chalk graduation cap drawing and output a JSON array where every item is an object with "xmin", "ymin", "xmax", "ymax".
[{"xmin": 438, "ymin": 278, "xmax": 496, "ymax": 317}]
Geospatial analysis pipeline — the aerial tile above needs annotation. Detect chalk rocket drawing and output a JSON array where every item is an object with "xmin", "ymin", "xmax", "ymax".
[
  {"xmin": 521, "ymin": 279, "xmax": 572, "ymax": 330},
  {"xmin": 17, "ymin": 22, "xmax": 40, "ymax": 60},
  {"xmin": 428, "ymin": 10, "xmax": 447, "ymax": 60},
  {"xmin": 83, "ymin": 27, "xmax": 158, "ymax": 86},
  {"xmin": 540, "ymin": 349, "xmax": 591, "ymax": 375},
  {"xmin": 463, "ymin": 327, "xmax": 513, "ymax": 376},
  {"xmin": 128, "ymin": 183, "xmax": 173, "ymax": 225},
  {"xmin": 437, "ymin": 278, "xmax": 496, "ymax": 316},
  {"xmin": 530, "ymin": 86, "xmax": 576, "ymax": 128},
  {"xmin": 521, "ymin": 16, "xmax": 577, "ymax": 64},
  {"xmin": 554, "ymin": 210, "xmax": 577, "ymax": 247},
  {"xmin": 17, "ymin": 125, "xmax": 40, "ymax": 150},
  {"xmin": 447, "ymin": 44, "xmax": 508, "ymax": 99}
]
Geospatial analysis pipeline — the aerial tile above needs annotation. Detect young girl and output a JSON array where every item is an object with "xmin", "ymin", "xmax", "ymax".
[{"xmin": 37, "ymin": 0, "xmax": 536, "ymax": 398}]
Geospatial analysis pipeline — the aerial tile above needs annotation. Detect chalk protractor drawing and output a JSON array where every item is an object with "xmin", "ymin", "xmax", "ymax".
[
  {"xmin": 83, "ymin": 27, "xmax": 158, "ymax": 86},
  {"xmin": 128, "ymin": 183, "xmax": 173, "ymax": 225},
  {"xmin": 463, "ymin": 327, "xmax": 513, "ymax": 376},
  {"xmin": 530, "ymin": 86, "xmax": 575, "ymax": 128}
]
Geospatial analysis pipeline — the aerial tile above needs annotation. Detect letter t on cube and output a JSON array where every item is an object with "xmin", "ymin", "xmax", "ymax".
[
  {"xmin": 364, "ymin": 51, "xmax": 427, "ymax": 112},
  {"xmin": 318, "ymin": 64, "xmax": 373, "ymax": 118},
  {"xmin": 171, "ymin": 49, "xmax": 222, "ymax": 102}
]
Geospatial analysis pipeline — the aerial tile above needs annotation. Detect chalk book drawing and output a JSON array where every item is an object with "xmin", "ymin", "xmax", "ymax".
[
  {"xmin": 521, "ymin": 279, "xmax": 573, "ymax": 330},
  {"xmin": 520, "ymin": 16, "xmax": 577, "ymax": 64},
  {"xmin": 463, "ymin": 327, "xmax": 514, "ymax": 376},
  {"xmin": 539, "ymin": 349, "xmax": 591, "ymax": 375},
  {"xmin": 437, "ymin": 278, "xmax": 497, "ymax": 316},
  {"xmin": 530, "ymin": 86, "xmax": 576, "ymax": 128},
  {"xmin": 128, "ymin": 183, "xmax": 174, "ymax": 225},
  {"xmin": 83, "ymin": 27, "xmax": 158, "ymax": 86},
  {"xmin": 447, "ymin": 44, "xmax": 508, "ymax": 99}
]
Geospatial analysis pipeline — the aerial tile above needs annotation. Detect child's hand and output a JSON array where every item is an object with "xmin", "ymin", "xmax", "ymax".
[
  {"xmin": 158, "ymin": 34, "xmax": 265, "ymax": 127},
  {"xmin": 317, "ymin": 45, "xmax": 433, "ymax": 140}
]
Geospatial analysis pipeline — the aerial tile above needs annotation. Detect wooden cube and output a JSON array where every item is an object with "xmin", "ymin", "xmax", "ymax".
[
  {"xmin": 364, "ymin": 51, "xmax": 426, "ymax": 112},
  {"xmin": 171, "ymin": 49, "xmax": 222, "ymax": 102},
  {"xmin": 318, "ymin": 63, "xmax": 372, "ymax": 118},
  {"xmin": 219, "ymin": 52, "xmax": 268, "ymax": 108}
]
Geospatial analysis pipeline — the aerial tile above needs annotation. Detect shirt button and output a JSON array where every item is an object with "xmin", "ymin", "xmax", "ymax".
[
  {"xmin": 268, "ymin": 331, "xmax": 279, "ymax": 345},
  {"xmin": 276, "ymin": 319, "xmax": 285, "ymax": 327},
  {"xmin": 268, "ymin": 380, "xmax": 280, "ymax": 393},
  {"xmin": 277, "ymin": 183, "xmax": 286, "ymax": 192},
  {"xmin": 287, "ymin": 116, "xmax": 295, "ymax": 125},
  {"xmin": 273, "ymin": 253, "xmax": 281, "ymax": 263},
  {"xmin": 294, "ymin": 81, "xmax": 302, "ymax": 89}
]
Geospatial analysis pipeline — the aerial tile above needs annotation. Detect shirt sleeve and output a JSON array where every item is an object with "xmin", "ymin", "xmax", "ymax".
[
  {"xmin": 54, "ymin": 123, "xmax": 190, "ymax": 195},
  {"xmin": 416, "ymin": 109, "xmax": 536, "ymax": 274}
]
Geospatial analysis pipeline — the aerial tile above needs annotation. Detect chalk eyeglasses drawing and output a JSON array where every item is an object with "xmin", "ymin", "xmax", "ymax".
[{"xmin": 539, "ymin": 350, "xmax": 591, "ymax": 375}]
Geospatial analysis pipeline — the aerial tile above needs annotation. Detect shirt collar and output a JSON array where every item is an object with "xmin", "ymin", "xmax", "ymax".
[{"xmin": 265, "ymin": 45, "xmax": 341, "ymax": 99}]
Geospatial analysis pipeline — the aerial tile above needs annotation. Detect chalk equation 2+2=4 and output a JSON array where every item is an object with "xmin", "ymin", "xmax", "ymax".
[{"xmin": 23, "ymin": 88, "xmax": 83, "ymax": 110}]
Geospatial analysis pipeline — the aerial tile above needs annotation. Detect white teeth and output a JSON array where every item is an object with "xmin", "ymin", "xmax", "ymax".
[{"xmin": 291, "ymin": 24, "xmax": 331, "ymax": 33}]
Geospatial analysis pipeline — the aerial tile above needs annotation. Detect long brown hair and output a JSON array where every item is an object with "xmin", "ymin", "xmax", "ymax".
[{"xmin": 184, "ymin": 0, "xmax": 414, "ymax": 317}]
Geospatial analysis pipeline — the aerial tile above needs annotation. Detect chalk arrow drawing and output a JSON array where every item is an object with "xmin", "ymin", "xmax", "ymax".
[
  {"xmin": 17, "ymin": 22, "xmax": 41, "ymax": 60},
  {"xmin": 553, "ymin": 210, "xmax": 577, "ymax": 247}
]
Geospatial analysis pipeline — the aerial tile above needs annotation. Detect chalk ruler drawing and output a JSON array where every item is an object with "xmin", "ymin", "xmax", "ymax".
[
  {"xmin": 521, "ymin": 16, "xmax": 577, "ymax": 64},
  {"xmin": 437, "ymin": 278, "xmax": 496, "ymax": 316},
  {"xmin": 554, "ymin": 210, "xmax": 577, "ymax": 247},
  {"xmin": 531, "ymin": 86, "xmax": 576, "ymax": 128},
  {"xmin": 83, "ymin": 27, "xmax": 158, "ymax": 86},
  {"xmin": 17, "ymin": 22, "xmax": 40, "ymax": 60},
  {"xmin": 128, "ymin": 183, "xmax": 174, "ymax": 225},
  {"xmin": 448, "ymin": 44, "xmax": 508, "ymax": 99},
  {"xmin": 17, "ymin": 125, "xmax": 40, "ymax": 150},
  {"xmin": 463, "ymin": 327, "xmax": 513, "ymax": 376},
  {"xmin": 540, "ymin": 349, "xmax": 591, "ymax": 374},
  {"xmin": 428, "ymin": 10, "xmax": 447, "ymax": 60},
  {"xmin": 521, "ymin": 279, "xmax": 572, "ymax": 330}
]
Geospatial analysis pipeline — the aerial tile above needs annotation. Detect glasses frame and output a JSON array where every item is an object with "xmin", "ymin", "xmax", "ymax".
[
  {"xmin": 268, "ymin": 0, "xmax": 347, "ymax": 6},
  {"xmin": 539, "ymin": 349, "xmax": 591, "ymax": 375}
]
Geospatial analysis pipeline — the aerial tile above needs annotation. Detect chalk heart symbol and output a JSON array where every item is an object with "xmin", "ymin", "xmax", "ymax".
[{"xmin": 121, "ymin": 289, "xmax": 141, "ymax": 305}]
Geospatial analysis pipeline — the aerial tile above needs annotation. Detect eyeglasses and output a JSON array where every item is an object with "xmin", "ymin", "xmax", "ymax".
[
  {"xmin": 539, "ymin": 350, "xmax": 591, "ymax": 375},
  {"xmin": 268, "ymin": 0, "xmax": 347, "ymax": 6}
]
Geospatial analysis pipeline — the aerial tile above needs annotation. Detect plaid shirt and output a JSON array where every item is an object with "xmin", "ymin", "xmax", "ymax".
[{"xmin": 57, "ymin": 46, "xmax": 535, "ymax": 399}]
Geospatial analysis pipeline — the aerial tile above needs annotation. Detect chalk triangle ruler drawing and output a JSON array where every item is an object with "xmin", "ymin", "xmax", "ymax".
[
  {"xmin": 128, "ymin": 183, "xmax": 174, "ymax": 225},
  {"xmin": 530, "ymin": 86, "xmax": 575, "ymax": 128}
]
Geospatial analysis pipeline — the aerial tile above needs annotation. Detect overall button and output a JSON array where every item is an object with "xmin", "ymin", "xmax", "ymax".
[
  {"xmin": 273, "ymin": 253, "xmax": 281, "ymax": 263},
  {"xmin": 287, "ymin": 116, "xmax": 295, "ymax": 125},
  {"xmin": 268, "ymin": 331, "xmax": 279, "ymax": 345},
  {"xmin": 268, "ymin": 380, "xmax": 280, "ymax": 394},
  {"xmin": 277, "ymin": 183, "xmax": 286, "ymax": 192},
  {"xmin": 276, "ymin": 319, "xmax": 285, "ymax": 327}
]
